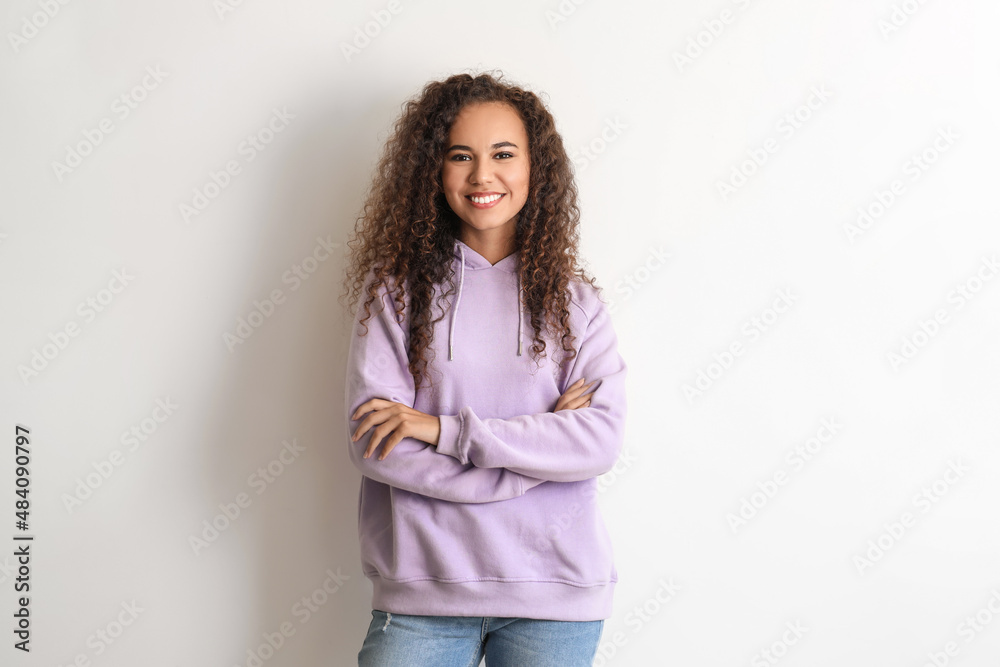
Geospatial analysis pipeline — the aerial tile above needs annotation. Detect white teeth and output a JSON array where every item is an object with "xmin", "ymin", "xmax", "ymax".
[{"xmin": 470, "ymin": 194, "xmax": 502, "ymax": 204}]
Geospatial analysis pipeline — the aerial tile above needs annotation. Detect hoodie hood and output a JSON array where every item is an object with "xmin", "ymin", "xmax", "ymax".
[{"xmin": 449, "ymin": 239, "xmax": 522, "ymax": 361}]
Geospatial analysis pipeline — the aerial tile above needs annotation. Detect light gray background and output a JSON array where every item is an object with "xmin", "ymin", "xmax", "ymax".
[{"xmin": 2, "ymin": 0, "xmax": 999, "ymax": 665}]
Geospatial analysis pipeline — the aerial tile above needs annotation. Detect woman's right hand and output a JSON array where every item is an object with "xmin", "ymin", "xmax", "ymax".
[{"xmin": 554, "ymin": 378, "xmax": 597, "ymax": 412}]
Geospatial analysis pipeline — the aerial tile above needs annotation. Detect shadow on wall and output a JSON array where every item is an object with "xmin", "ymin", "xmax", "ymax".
[{"xmin": 199, "ymin": 86, "xmax": 408, "ymax": 665}]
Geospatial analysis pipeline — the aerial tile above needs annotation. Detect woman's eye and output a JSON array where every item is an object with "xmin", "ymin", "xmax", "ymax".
[{"xmin": 448, "ymin": 152, "xmax": 514, "ymax": 162}]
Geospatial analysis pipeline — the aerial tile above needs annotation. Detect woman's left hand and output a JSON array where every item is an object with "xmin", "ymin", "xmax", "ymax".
[{"xmin": 350, "ymin": 399, "xmax": 441, "ymax": 460}]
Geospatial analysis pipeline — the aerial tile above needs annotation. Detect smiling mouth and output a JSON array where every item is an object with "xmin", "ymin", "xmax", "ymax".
[{"xmin": 466, "ymin": 193, "xmax": 505, "ymax": 209}]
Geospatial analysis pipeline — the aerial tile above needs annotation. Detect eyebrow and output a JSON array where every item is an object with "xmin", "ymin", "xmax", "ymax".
[{"xmin": 446, "ymin": 141, "xmax": 519, "ymax": 152}]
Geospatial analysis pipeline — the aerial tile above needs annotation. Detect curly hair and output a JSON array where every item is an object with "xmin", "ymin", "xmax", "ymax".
[{"xmin": 340, "ymin": 69, "xmax": 602, "ymax": 391}]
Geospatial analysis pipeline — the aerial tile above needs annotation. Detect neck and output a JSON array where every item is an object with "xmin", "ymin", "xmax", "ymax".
[{"xmin": 458, "ymin": 230, "xmax": 517, "ymax": 266}]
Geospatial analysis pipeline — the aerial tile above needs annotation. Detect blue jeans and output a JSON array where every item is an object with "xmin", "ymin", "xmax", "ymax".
[{"xmin": 357, "ymin": 609, "xmax": 605, "ymax": 666}]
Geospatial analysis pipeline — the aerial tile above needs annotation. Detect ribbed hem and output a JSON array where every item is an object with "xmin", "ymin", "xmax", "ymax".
[{"xmin": 368, "ymin": 573, "xmax": 616, "ymax": 621}]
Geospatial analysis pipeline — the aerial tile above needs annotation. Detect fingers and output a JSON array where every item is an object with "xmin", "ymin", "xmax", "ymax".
[
  {"xmin": 357, "ymin": 400, "xmax": 444, "ymax": 460},
  {"xmin": 352, "ymin": 403, "xmax": 393, "ymax": 453},
  {"xmin": 569, "ymin": 379, "xmax": 597, "ymax": 394},
  {"xmin": 351, "ymin": 412, "xmax": 377, "ymax": 441},
  {"xmin": 366, "ymin": 420, "xmax": 413, "ymax": 460},
  {"xmin": 560, "ymin": 391, "xmax": 595, "ymax": 411},
  {"xmin": 554, "ymin": 379, "xmax": 598, "ymax": 412},
  {"xmin": 361, "ymin": 412, "xmax": 407, "ymax": 460},
  {"xmin": 352, "ymin": 401, "xmax": 423, "ymax": 461},
  {"xmin": 362, "ymin": 412, "xmax": 403, "ymax": 459},
  {"xmin": 351, "ymin": 397, "xmax": 387, "ymax": 422},
  {"xmin": 378, "ymin": 435, "xmax": 401, "ymax": 460},
  {"xmin": 565, "ymin": 380, "xmax": 597, "ymax": 402},
  {"xmin": 363, "ymin": 423, "xmax": 390, "ymax": 459},
  {"xmin": 352, "ymin": 401, "xmax": 407, "ymax": 441},
  {"xmin": 366, "ymin": 433, "xmax": 393, "ymax": 460}
]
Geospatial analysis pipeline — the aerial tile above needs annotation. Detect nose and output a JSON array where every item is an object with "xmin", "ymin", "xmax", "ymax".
[{"xmin": 469, "ymin": 159, "xmax": 493, "ymax": 185}]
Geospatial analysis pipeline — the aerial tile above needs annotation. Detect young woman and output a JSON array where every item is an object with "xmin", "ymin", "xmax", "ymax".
[{"xmin": 341, "ymin": 71, "xmax": 628, "ymax": 666}]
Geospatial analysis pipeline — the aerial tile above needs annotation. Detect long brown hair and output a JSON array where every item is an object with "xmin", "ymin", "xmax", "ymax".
[{"xmin": 340, "ymin": 70, "xmax": 602, "ymax": 391}]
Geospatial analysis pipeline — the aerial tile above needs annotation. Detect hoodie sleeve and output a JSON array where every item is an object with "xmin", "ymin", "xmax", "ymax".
[
  {"xmin": 435, "ymin": 285, "xmax": 628, "ymax": 483},
  {"xmin": 345, "ymin": 273, "xmax": 547, "ymax": 503}
]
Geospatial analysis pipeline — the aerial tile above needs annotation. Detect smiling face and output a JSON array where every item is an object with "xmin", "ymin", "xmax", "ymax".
[{"xmin": 441, "ymin": 102, "xmax": 531, "ymax": 244}]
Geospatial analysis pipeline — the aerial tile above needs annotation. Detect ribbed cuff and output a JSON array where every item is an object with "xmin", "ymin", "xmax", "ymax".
[{"xmin": 435, "ymin": 413, "xmax": 466, "ymax": 464}]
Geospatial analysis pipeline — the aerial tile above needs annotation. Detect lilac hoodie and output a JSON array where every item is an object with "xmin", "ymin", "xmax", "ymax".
[{"xmin": 345, "ymin": 238, "xmax": 628, "ymax": 621}]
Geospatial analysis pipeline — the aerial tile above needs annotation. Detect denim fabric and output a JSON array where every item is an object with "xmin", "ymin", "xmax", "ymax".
[{"xmin": 357, "ymin": 609, "xmax": 605, "ymax": 666}]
